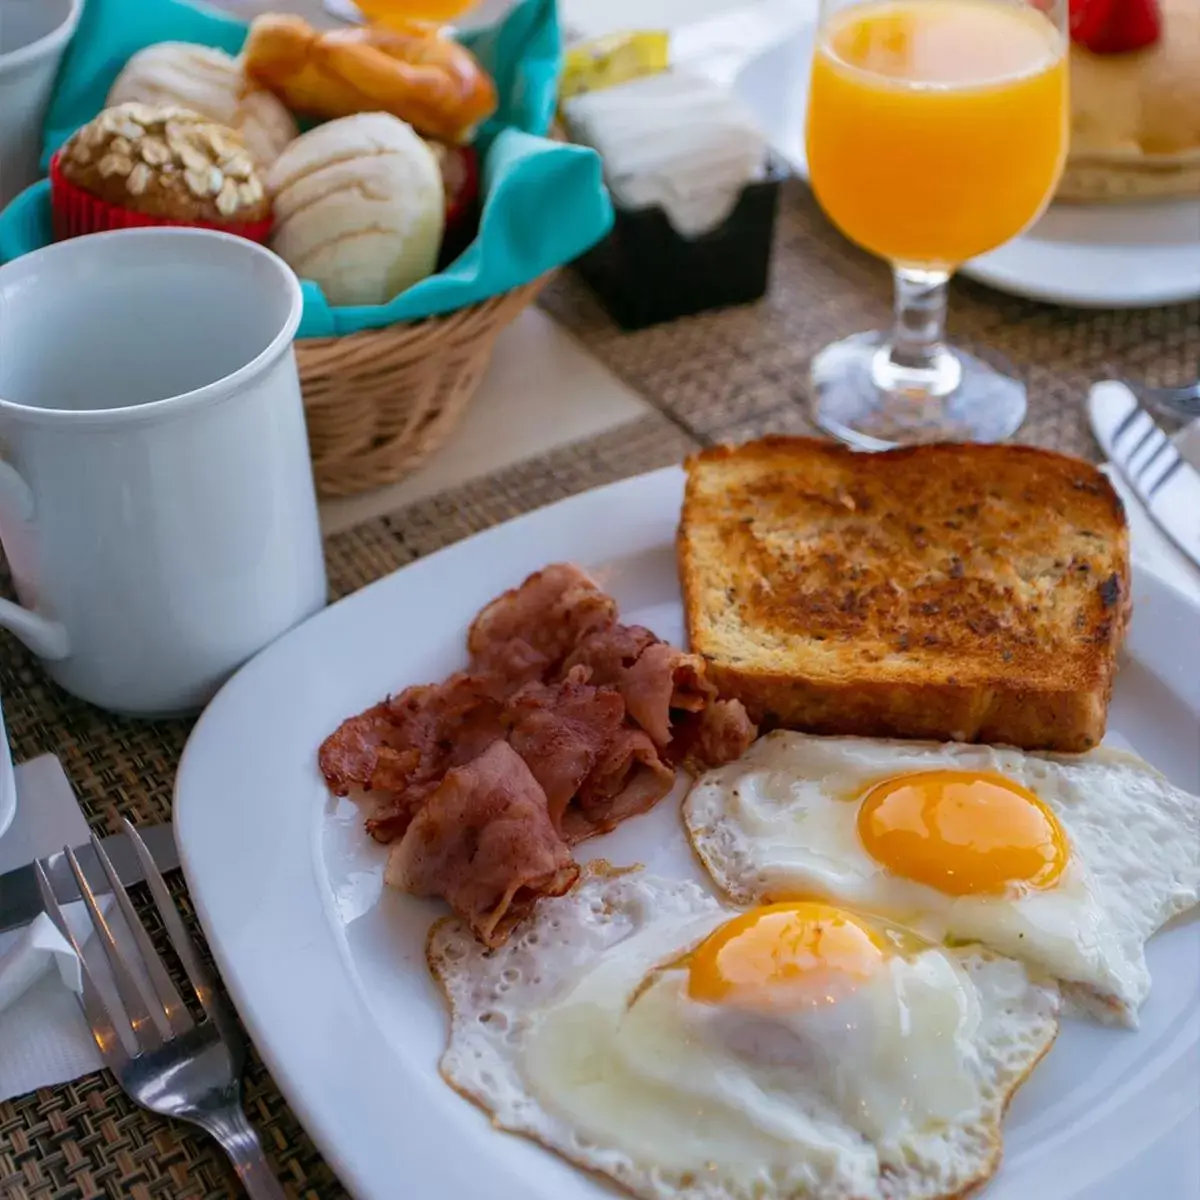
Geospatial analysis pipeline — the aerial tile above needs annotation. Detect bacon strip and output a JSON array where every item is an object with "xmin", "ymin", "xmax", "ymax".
[
  {"xmin": 468, "ymin": 563, "xmax": 617, "ymax": 678},
  {"xmin": 567, "ymin": 726, "xmax": 675, "ymax": 843},
  {"xmin": 319, "ymin": 673, "xmax": 504, "ymax": 842},
  {"xmin": 502, "ymin": 667, "xmax": 626, "ymax": 832},
  {"xmin": 385, "ymin": 741, "xmax": 579, "ymax": 949},
  {"xmin": 562, "ymin": 625, "xmax": 716, "ymax": 746},
  {"xmin": 669, "ymin": 698, "xmax": 758, "ymax": 771}
]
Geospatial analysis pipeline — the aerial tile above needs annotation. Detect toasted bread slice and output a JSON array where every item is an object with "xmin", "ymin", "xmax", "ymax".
[{"xmin": 678, "ymin": 438, "xmax": 1130, "ymax": 753}]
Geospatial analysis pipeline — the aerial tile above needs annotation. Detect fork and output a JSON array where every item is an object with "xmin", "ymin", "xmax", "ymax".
[
  {"xmin": 1125, "ymin": 378, "xmax": 1200, "ymax": 420},
  {"xmin": 35, "ymin": 818, "xmax": 286, "ymax": 1199},
  {"xmin": 1105, "ymin": 395, "xmax": 1189, "ymax": 501}
]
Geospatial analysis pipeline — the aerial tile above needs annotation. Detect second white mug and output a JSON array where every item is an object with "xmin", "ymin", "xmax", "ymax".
[
  {"xmin": 0, "ymin": 228, "xmax": 328, "ymax": 716},
  {"xmin": 0, "ymin": 0, "xmax": 82, "ymax": 208}
]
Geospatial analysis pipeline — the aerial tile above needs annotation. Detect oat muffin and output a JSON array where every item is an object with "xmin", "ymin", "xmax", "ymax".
[{"xmin": 51, "ymin": 103, "xmax": 273, "ymax": 242}]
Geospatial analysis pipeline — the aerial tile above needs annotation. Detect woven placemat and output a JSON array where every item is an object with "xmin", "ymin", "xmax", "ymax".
[
  {"xmin": 542, "ymin": 183, "xmax": 1200, "ymax": 458},
  {"xmin": 1, "ymin": 185, "xmax": 1196, "ymax": 1199}
]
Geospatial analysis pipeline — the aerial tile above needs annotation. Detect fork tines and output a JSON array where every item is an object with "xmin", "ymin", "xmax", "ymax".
[
  {"xmin": 1109, "ymin": 401, "xmax": 1185, "ymax": 499},
  {"xmin": 34, "ymin": 818, "xmax": 229, "ymax": 1064}
]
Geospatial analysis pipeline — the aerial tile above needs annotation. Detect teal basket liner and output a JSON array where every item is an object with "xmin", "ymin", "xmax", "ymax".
[{"xmin": 0, "ymin": 0, "xmax": 613, "ymax": 339}]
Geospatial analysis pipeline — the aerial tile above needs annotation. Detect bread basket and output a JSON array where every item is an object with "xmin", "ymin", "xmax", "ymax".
[
  {"xmin": 0, "ymin": 0, "xmax": 613, "ymax": 502},
  {"xmin": 296, "ymin": 275, "xmax": 547, "ymax": 497}
]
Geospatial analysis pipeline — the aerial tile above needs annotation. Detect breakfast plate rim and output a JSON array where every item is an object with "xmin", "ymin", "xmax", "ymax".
[
  {"xmin": 174, "ymin": 464, "xmax": 1200, "ymax": 1200},
  {"xmin": 728, "ymin": 25, "xmax": 1200, "ymax": 310}
]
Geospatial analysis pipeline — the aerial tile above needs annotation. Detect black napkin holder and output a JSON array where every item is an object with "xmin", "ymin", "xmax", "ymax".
[{"xmin": 573, "ymin": 156, "xmax": 787, "ymax": 331}]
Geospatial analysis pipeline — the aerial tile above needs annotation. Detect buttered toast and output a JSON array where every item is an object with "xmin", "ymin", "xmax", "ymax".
[{"xmin": 678, "ymin": 438, "xmax": 1131, "ymax": 753}]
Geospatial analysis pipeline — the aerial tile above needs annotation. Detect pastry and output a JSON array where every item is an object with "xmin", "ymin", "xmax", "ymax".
[
  {"xmin": 107, "ymin": 43, "xmax": 298, "ymax": 165},
  {"xmin": 52, "ymin": 104, "xmax": 273, "ymax": 243},
  {"xmin": 1061, "ymin": 0, "xmax": 1200, "ymax": 202},
  {"xmin": 266, "ymin": 113, "xmax": 444, "ymax": 306},
  {"xmin": 427, "ymin": 140, "xmax": 478, "ymax": 228},
  {"xmin": 242, "ymin": 13, "xmax": 497, "ymax": 145}
]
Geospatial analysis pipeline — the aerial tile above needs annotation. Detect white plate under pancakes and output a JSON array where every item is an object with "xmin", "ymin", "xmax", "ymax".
[
  {"xmin": 175, "ymin": 467, "xmax": 1200, "ymax": 1200},
  {"xmin": 731, "ymin": 24, "xmax": 1200, "ymax": 310}
]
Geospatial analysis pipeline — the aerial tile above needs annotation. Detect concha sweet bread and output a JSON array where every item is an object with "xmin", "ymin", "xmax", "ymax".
[
  {"xmin": 266, "ymin": 112, "xmax": 445, "ymax": 306},
  {"xmin": 107, "ymin": 43, "xmax": 298, "ymax": 165}
]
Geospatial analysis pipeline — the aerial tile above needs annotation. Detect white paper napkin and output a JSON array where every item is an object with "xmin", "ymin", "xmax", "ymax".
[{"xmin": 0, "ymin": 757, "xmax": 104, "ymax": 1100}]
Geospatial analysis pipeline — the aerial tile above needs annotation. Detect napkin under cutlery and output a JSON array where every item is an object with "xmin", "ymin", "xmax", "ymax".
[{"xmin": 0, "ymin": 757, "xmax": 104, "ymax": 1099}]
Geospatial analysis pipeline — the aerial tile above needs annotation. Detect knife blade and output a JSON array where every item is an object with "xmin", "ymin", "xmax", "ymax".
[
  {"xmin": 1089, "ymin": 382, "xmax": 1200, "ymax": 573},
  {"xmin": 0, "ymin": 822, "xmax": 179, "ymax": 935}
]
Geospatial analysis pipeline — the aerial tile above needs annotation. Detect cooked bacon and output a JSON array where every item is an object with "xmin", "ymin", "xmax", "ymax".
[
  {"xmin": 567, "ymin": 727, "xmax": 676, "ymax": 843},
  {"xmin": 320, "ymin": 560, "xmax": 763, "ymax": 947},
  {"xmin": 562, "ymin": 625, "xmax": 717, "ymax": 746},
  {"xmin": 468, "ymin": 563, "xmax": 617, "ymax": 678},
  {"xmin": 472, "ymin": 636, "xmax": 550, "ymax": 691},
  {"xmin": 319, "ymin": 673, "xmax": 504, "ymax": 843},
  {"xmin": 385, "ymin": 741, "xmax": 578, "ymax": 948},
  {"xmin": 502, "ymin": 666, "xmax": 626, "ymax": 831},
  {"xmin": 670, "ymin": 699, "xmax": 758, "ymax": 771}
]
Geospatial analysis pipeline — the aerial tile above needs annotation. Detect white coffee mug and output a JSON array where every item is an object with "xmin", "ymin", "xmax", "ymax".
[
  {"xmin": 0, "ymin": 228, "xmax": 328, "ymax": 716},
  {"xmin": 0, "ymin": 0, "xmax": 82, "ymax": 209}
]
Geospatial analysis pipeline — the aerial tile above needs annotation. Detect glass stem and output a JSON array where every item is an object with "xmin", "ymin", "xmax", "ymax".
[
  {"xmin": 890, "ymin": 267, "xmax": 948, "ymax": 372},
  {"xmin": 872, "ymin": 266, "xmax": 962, "ymax": 399}
]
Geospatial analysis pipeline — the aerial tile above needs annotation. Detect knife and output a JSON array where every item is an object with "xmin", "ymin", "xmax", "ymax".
[
  {"xmin": 1089, "ymin": 382, "xmax": 1200, "ymax": 572},
  {"xmin": 0, "ymin": 822, "xmax": 179, "ymax": 935}
]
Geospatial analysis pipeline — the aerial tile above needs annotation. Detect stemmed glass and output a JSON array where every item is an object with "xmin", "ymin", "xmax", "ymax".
[{"xmin": 805, "ymin": 0, "xmax": 1069, "ymax": 448}]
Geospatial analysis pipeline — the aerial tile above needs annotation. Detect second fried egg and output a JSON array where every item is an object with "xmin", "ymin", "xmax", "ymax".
[{"xmin": 429, "ymin": 865, "xmax": 1059, "ymax": 1200}]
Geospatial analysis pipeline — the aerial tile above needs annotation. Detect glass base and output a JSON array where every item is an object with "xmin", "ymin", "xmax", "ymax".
[{"xmin": 809, "ymin": 331, "xmax": 1027, "ymax": 451}]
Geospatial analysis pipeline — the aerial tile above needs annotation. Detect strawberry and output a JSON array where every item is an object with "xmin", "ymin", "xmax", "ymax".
[{"xmin": 1069, "ymin": 0, "xmax": 1161, "ymax": 53}]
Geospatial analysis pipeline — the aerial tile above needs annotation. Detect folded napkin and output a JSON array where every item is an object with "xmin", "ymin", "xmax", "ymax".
[
  {"xmin": 0, "ymin": 757, "xmax": 104, "ymax": 1100},
  {"xmin": 0, "ymin": 0, "xmax": 614, "ymax": 337}
]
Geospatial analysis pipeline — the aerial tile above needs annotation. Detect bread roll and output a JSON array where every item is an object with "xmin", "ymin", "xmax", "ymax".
[
  {"xmin": 108, "ymin": 42, "xmax": 298, "ymax": 165},
  {"xmin": 266, "ymin": 113, "xmax": 445, "ymax": 306},
  {"xmin": 243, "ymin": 14, "xmax": 497, "ymax": 146}
]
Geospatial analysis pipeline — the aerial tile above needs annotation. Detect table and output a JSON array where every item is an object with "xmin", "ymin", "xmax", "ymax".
[{"xmin": 2, "ymin": 1, "xmax": 1198, "ymax": 1195}]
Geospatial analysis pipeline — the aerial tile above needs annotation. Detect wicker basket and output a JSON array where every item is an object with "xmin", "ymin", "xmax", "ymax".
[{"xmin": 296, "ymin": 274, "xmax": 549, "ymax": 498}]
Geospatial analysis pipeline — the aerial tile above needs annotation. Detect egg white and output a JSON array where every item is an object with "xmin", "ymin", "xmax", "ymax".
[
  {"xmin": 684, "ymin": 732, "xmax": 1200, "ymax": 1026},
  {"xmin": 428, "ymin": 864, "xmax": 1060, "ymax": 1200}
]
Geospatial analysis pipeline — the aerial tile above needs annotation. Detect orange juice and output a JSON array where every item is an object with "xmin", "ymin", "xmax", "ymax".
[
  {"xmin": 806, "ymin": 0, "xmax": 1067, "ymax": 268},
  {"xmin": 354, "ymin": 0, "xmax": 477, "ymax": 23}
]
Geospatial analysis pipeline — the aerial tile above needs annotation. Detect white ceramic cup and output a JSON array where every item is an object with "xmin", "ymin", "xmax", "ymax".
[
  {"xmin": 0, "ymin": 228, "xmax": 328, "ymax": 716},
  {"xmin": 0, "ymin": 0, "xmax": 82, "ymax": 209}
]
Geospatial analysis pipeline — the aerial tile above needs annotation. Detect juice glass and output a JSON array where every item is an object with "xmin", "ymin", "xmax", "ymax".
[
  {"xmin": 326, "ymin": 0, "xmax": 478, "ymax": 25},
  {"xmin": 805, "ymin": 0, "xmax": 1068, "ymax": 447}
]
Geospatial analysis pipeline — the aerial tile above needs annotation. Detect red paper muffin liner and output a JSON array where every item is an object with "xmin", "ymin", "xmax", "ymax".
[{"xmin": 50, "ymin": 152, "xmax": 274, "ymax": 245}]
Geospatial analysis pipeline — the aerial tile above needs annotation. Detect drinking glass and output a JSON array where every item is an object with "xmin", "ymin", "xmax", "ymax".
[
  {"xmin": 325, "ymin": 0, "xmax": 479, "ymax": 23},
  {"xmin": 805, "ymin": 0, "xmax": 1068, "ymax": 448}
]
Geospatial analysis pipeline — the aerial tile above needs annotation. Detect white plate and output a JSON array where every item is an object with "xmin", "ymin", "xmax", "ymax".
[
  {"xmin": 175, "ymin": 467, "xmax": 1200, "ymax": 1200},
  {"xmin": 733, "ymin": 27, "xmax": 1200, "ymax": 309}
]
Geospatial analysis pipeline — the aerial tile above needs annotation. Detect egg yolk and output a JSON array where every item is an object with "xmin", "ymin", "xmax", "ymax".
[
  {"xmin": 686, "ymin": 902, "xmax": 886, "ymax": 1009},
  {"xmin": 857, "ymin": 769, "xmax": 1068, "ymax": 896}
]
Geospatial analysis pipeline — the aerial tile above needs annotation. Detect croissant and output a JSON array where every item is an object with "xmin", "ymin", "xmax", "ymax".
[{"xmin": 242, "ymin": 14, "xmax": 497, "ymax": 146}]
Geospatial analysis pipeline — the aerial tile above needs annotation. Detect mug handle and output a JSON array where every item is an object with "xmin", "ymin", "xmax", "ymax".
[{"xmin": 0, "ymin": 460, "xmax": 69, "ymax": 661}]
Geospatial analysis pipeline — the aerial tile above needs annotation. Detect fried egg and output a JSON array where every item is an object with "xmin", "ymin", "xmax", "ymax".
[
  {"xmin": 685, "ymin": 732, "xmax": 1200, "ymax": 1026},
  {"xmin": 429, "ymin": 865, "xmax": 1059, "ymax": 1200}
]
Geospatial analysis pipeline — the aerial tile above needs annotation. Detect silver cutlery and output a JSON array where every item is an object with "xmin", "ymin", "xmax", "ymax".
[
  {"xmin": 1090, "ymin": 382, "xmax": 1200, "ymax": 572},
  {"xmin": 35, "ymin": 819, "xmax": 286, "ymax": 1200},
  {"xmin": 1126, "ymin": 378, "xmax": 1200, "ymax": 421},
  {"xmin": 0, "ymin": 821, "xmax": 178, "ymax": 935}
]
